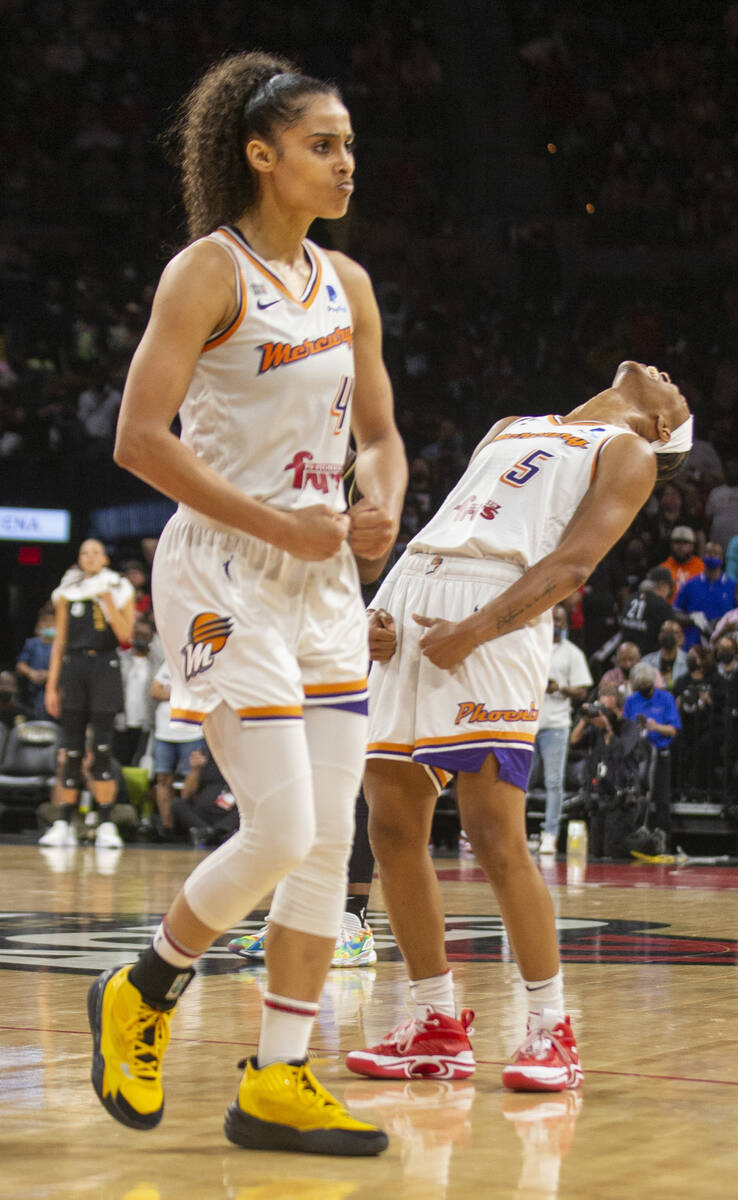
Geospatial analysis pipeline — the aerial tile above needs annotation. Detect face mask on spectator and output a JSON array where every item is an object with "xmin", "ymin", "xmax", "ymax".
[
  {"xmin": 716, "ymin": 648, "xmax": 734, "ymax": 665},
  {"xmin": 703, "ymin": 556, "xmax": 723, "ymax": 570},
  {"xmin": 638, "ymin": 685, "xmax": 655, "ymax": 699},
  {"xmin": 686, "ymin": 653, "xmax": 700, "ymax": 671},
  {"xmin": 132, "ymin": 638, "xmax": 150, "ymax": 653},
  {"xmin": 659, "ymin": 633, "xmax": 677, "ymax": 650},
  {"xmin": 40, "ymin": 627, "xmax": 56, "ymax": 639}
]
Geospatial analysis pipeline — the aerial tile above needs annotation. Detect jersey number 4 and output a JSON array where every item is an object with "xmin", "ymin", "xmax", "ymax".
[
  {"xmin": 330, "ymin": 376, "xmax": 354, "ymax": 434},
  {"xmin": 500, "ymin": 449, "xmax": 554, "ymax": 487}
]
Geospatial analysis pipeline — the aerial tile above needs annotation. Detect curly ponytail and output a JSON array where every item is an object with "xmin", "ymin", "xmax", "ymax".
[{"xmin": 171, "ymin": 51, "xmax": 341, "ymax": 241}]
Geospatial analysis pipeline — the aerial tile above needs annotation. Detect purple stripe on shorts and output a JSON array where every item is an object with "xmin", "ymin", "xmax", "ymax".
[
  {"xmin": 414, "ymin": 745, "xmax": 533, "ymax": 791},
  {"xmin": 319, "ymin": 698, "xmax": 369, "ymax": 716}
]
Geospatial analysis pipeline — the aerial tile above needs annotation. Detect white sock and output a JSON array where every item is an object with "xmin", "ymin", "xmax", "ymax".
[
  {"xmin": 409, "ymin": 971, "xmax": 455, "ymax": 1019},
  {"xmin": 524, "ymin": 971, "xmax": 564, "ymax": 1027},
  {"xmin": 152, "ymin": 919, "xmax": 201, "ymax": 969},
  {"xmin": 257, "ymin": 992, "xmax": 319, "ymax": 1067}
]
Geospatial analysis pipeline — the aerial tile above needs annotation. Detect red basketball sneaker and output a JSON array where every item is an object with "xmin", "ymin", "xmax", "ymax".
[
  {"xmin": 502, "ymin": 1016, "xmax": 583, "ymax": 1092},
  {"xmin": 345, "ymin": 1009, "xmax": 475, "ymax": 1080}
]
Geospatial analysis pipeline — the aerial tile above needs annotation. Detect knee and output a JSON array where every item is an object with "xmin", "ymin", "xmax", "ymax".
[
  {"xmin": 368, "ymin": 805, "xmax": 426, "ymax": 865},
  {"xmin": 464, "ymin": 815, "xmax": 528, "ymax": 880},
  {"xmin": 239, "ymin": 812, "xmax": 316, "ymax": 877}
]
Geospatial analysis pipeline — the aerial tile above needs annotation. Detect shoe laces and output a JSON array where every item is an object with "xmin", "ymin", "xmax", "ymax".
[
  {"xmin": 122, "ymin": 1005, "xmax": 170, "ymax": 1081},
  {"xmin": 517, "ymin": 1023, "xmax": 573, "ymax": 1065},
  {"xmin": 238, "ymin": 1059, "xmax": 345, "ymax": 1115}
]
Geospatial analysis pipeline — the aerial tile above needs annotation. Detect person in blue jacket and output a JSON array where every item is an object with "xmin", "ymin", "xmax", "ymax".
[
  {"xmin": 624, "ymin": 661, "xmax": 681, "ymax": 847},
  {"xmin": 674, "ymin": 541, "xmax": 736, "ymax": 648}
]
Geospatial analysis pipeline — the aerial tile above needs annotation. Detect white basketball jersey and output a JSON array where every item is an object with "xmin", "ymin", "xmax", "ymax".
[
  {"xmin": 408, "ymin": 415, "xmax": 636, "ymax": 568},
  {"xmin": 178, "ymin": 225, "xmax": 355, "ymax": 514}
]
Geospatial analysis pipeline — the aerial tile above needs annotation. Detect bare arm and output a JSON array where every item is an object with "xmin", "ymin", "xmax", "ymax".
[
  {"xmin": 330, "ymin": 252, "xmax": 407, "ymax": 582},
  {"xmin": 150, "ymin": 678, "xmax": 171, "ymax": 702},
  {"xmin": 44, "ymin": 599, "xmax": 69, "ymax": 718},
  {"xmin": 416, "ymin": 434, "xmax": 658, "ymax": 669},
  {"xmin": 98, "ymin": 594, "xmax": 135, "ymax": 644},
  {"xmin": 115, "ymin": 241, "xmax": 348, "ymax": 562}
]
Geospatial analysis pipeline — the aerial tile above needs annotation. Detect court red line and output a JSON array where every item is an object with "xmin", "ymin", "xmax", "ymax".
[{"xmin": 3, "ymin": 1026, "xmax": 737, "ymax": 1087}]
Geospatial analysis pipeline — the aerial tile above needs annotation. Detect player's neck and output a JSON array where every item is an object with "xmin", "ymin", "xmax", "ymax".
[
  {"xmin": 565, "ymin": 388, "xmax": 644, "ymax": 436},
  {"xmin": 233, "ymin": 208, "xmax": 312, "ymax": 274}
]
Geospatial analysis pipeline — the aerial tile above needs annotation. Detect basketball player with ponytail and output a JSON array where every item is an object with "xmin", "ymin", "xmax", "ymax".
[{"xmin": 87, "ymin": 52, "xmax": 406, "ymax": 1155}]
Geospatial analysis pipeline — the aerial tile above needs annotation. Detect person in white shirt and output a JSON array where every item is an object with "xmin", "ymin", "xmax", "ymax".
[
  {"xmin": 532, "ymin": 605, "xmax": 592, "ymax": 854},
  {"xmin": 150, "ymin": 660, "xmax": 206, "ymax": 839}
]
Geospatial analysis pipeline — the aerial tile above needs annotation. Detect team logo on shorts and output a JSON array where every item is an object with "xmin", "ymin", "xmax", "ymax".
[
  {"xmin": 182, "ymin": 612, "xmax": 233, "ymax": 680},
  {"xmin": 425, "ymin": 555, "xmax": 444, "ymax": 574}
]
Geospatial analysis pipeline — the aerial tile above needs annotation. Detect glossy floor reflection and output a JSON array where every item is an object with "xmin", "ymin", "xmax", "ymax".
[{"xmin": 1, "ymin": 843, "xmax": 737, "ymax": 1198}]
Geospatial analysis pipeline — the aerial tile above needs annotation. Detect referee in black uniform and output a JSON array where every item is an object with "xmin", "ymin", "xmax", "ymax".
[{"xmin": 42, "ymin": 539, "xmax": 135, "ymax": 847}]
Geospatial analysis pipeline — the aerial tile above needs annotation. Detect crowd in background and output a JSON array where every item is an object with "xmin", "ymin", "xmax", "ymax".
[{"xmin": 1, "ymin": 1, "xmax": 738, "ymax": 841}]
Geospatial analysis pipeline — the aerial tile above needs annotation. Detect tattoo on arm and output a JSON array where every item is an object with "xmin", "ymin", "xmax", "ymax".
[{"xmin": 494, "ymin": 579, "xmax": 557, "ymax": 633}]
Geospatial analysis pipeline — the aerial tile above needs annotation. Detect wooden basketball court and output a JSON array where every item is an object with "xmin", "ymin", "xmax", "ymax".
[{"xmin": 1, "ymin": 842, "xmax": 736, "ymax": 1199}]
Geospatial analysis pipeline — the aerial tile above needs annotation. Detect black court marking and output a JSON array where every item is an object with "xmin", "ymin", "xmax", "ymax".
[{"xmin": 0, "ymin": 912, "xmax": 736, "ymax": 975}]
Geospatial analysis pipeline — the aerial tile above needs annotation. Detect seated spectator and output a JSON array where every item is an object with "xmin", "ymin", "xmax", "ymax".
[
  {"xmin": 643, "ymin": 620, "xmax": 689, "ymax": 691},
  {"xmin": 619, "ymin": 566, "xmax": 677, "ymax": 655},
  {"xmin": 171, "ymin": 746, "xmax": 238, "ymax": 847},
  {"xmin": 711, "ymin": 588, "xmax": 738, "ymax": 644},
  {"xmin": 674, "ymin": 542, "xmax": 736, "ymax": 648},
  {"xmin": 600, "ymin": 641, "xmax": 645, "ymax": 694},
  {"xmin": 150, "ymin": 660, "xmax": 206, "ymax": 840},
  {"xmin": 0, "ymin": 671, "xmax": 25, "ymax": 732},
  {"xmin": 707, "ymin": 636, "xmax": 738, "ymax": 796},
  {"xmin": 624, "ymin": 662, "xmax": 681, "ymax": 850},
  {"xmin": 659, "ymin": 525, "xmax": 704, "ymax": 602},
  {"xmin": 15, "ymin": 606, "xmax": 56, "ymax": 719}
]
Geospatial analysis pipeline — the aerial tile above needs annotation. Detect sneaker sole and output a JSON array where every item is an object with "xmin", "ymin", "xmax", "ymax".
[
  {"xmin": 331, "ymin": 948, "xmax": 378, "ymax": 968},
  {"xmin": 502, "ymin": 1064, "xmax": 583, "ymax": 1092},
  {"xmin": 87, "ymin": 968, "xmax": 164, "ymax": 1131},
  {"xmin": 227, "ymin": 942, "xmax": 265, "ymax": 961},
  {"xmin": 345, "ymin": 1050, "xmax": 475, "ymax": 1080},
  {"xmin": 224, "ymin": 1103, "xmax": 388, "ymax": 1156}
]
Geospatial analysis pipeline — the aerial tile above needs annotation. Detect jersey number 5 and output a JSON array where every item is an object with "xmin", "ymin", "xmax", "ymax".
[
  {"xmin": 500, "ymin": 449, "xmax": 554, "ymax": 488},
  {"xmin": 330, "ymin": 375, "xmax": 354, "ymax": 435}
]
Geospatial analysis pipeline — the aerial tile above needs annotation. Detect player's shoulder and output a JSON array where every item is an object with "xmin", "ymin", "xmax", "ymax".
[
  {"xmin": 324, "ymin": 250, "xmax": 371, "ymax": 297},
  {"xmin": 160, "ymin": 235, "xmax": 236, "ymax": 289}
]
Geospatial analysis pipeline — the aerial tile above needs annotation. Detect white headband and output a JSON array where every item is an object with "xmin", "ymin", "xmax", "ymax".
[{"xmin": 650, "ymin": 414, "xmax": 693, "ymax": 455}]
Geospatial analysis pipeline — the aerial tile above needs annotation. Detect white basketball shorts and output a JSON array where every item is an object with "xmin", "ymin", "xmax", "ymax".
[
  {"xmin": 152, "ymin": 508, "xmax": 369, "ymax": 729},
  {"xmin": 366, "ymin": 552, "xmax": 552, "ymax": 793}
]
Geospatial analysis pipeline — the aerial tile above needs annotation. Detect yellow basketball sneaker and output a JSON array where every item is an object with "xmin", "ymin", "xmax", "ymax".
[
  {"xmin": 87, "ymin": 964, "xmax": 192, "ymax": 1130},
  {"xmin": 224, "ymin": 1057, "xmax": 389, "ymax": 1156}
]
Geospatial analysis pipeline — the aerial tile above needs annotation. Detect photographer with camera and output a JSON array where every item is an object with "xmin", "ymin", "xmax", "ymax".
[
  {"xmin": 570, "ymin": 682, "xmax": 644, "ymax": 858},
  {"xmin": 623, "ymin": 662, "xmax": 681, "ymax": 849}
]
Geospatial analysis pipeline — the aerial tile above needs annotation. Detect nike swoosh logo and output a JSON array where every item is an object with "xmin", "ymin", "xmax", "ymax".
[{"xmin": 257, "ymin": 298, "xmax": 281, "ymax": 310}]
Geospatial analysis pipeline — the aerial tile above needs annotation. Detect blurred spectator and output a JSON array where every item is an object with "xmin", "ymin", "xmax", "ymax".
[
  {"xmin": 659, "ymin": 525, "xmax": 704, "ymax": 602},
  {"xmin": 624, "ymin": 662, "xmax": 681, "ymax": 849},
  {"xmin": 673, "ymin": 645, "xmax": 716, "ymax": 797},
  {"xmin": 726, "ymin": 533, "xmax": 738, "ymax": 582},
  {"xmin": 15, "ymin": 605, "xmax": 56, "ymax": 719},
  {"xmin": 619, "ymin": 567, "xmax": 677, "ymax": 655},
  {"xmin": 599, "ymin": 641, "xmax": 643, "ymax": 694},
  {"xmin": 122, "ymin": 559, "xmax": 152, "ymax": 616},
  {"xmin": 0, "ymin": 671, "xmax": 25, "ymax": 731},
  {"xmin": 674, "ymin": 542, "xmax": 736, "ymax": 648},
  {"xmin": 116, "ymin": 616, "xmax": 157, "ymax": 766},
  {"xmin": 711, "ymin": 588, "xmax": 738, "ymax": 643},
  {"xmin": 530, "ymin": 605, "xmax": 592, "ymax": 855},
  {"xmin": 171, "ymin": 746, "xmax": 238, "ymax": 847},
  {"xmin": 149, "ymin": 660, "xmax": 206, "ymax": 840},
  {"xmin": 642, "ymin": 619, "xmax": 689, "ymax": 691},
  {"xmin": 705, "ymin": 459, "xmax": 738, "ymax": 550}
]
